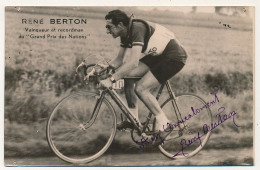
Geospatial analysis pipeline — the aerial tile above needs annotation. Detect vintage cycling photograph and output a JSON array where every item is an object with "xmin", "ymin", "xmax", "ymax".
[{"xmin": 4, "ymin": 6, "xmax": 254, "ymax": 166}]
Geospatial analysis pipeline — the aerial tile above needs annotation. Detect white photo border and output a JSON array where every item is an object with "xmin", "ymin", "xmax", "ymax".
[{"xmin": 0, "ymin": 1, "xmax": 258, "ymax": 170}]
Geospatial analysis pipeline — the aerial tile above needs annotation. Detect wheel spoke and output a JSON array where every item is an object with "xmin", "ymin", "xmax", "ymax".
[
  {"xmin": 53, "ymin": 128, "xmax": 78, "ymax": 141},
  {"xmin": 68, "ymin": 108, "xmax": 81, "ymax": 124}
]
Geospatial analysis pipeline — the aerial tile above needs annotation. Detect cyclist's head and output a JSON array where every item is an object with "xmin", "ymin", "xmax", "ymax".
[
  {"xmin": 105, "ymin": 10, "xmax": 129, "ymax": 27},
  {"xmin": 105, "ymin": 10, "xmax": 129, "ymax": 38}
]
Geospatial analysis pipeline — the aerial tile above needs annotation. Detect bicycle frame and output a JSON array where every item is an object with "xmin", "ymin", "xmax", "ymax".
[
  {"xmin": 47, "ymin": 63, "xmax": 213, "ymax": 163},
  {"xmin": 86, "ymin": 80, "xmax": 185, "ymax": 136}
]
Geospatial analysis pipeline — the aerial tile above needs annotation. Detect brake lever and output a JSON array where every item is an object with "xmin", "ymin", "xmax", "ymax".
[{"xmin": 75, "ymin": 61, "xmax": 86, "ymax": 74}]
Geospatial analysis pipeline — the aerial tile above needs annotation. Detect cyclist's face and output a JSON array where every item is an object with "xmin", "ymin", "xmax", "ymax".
[{"xmin": 106, "ymin": 20, "xmax": 122, "ymax": 38}]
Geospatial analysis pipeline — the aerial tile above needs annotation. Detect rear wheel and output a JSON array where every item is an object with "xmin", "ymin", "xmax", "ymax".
[
  {"xmin": 159, "ymin": 94, "xmax": 212, "ymax": 159},
  {"xmin": 46, "ymin": 91, "xmax": 116, "ymax": 164}
]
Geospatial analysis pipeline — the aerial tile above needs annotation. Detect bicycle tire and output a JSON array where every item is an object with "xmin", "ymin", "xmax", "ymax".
[
  {"xmin": 158, "ymin": 93, "xmax": 212, "ymax": 159},
  {"xmin": 46, "ymin": 91, "xmax": 117, "ymax": 164}
]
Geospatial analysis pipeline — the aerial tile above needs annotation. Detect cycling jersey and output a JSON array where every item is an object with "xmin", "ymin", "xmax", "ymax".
[{"xmin": 120, "ymin": 20, "xmax": 187, "ymax": 64}]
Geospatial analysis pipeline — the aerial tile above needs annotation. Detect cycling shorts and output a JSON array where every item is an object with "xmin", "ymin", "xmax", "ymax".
[{"xmin": 140, "ymin": 39, "xmax": 187, "ymax": 84}]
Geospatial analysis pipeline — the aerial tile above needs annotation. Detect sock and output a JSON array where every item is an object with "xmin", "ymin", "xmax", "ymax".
[{"xmin": 155, "ymin": 113, "xmax": 170, "ymax": 131}]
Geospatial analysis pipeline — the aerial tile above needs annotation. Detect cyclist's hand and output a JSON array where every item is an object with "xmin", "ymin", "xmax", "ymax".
[
  {"xmin": 96, "ymin": 64, "xmax": 115, "ymax": 80},
  {"xmin": 100, "ymin": 78, "xmax": 113, "ymax": 89},
  {"xmin": 107, "ymin": 65, "xmax": 115, "ymax": 74}
]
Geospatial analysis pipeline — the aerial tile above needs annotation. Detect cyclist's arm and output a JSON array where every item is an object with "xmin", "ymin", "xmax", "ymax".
[
  {"xmin": 108, "ymin": 47, "xmax": 126, "ymax": 69},
  {"xmin": 112, "ymin": 46, "xmax": 142, "ymax": 81}
]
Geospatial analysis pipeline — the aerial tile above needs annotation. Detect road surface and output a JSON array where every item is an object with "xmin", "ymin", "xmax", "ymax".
[{"xmin": 5, "ymin": 148, "xmax": 253, "ymax": 166}]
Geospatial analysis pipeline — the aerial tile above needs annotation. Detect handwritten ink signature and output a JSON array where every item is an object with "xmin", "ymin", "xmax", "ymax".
[
  {"xmin": 172, "ymin": 106, "xmax": 240, "ymax": 158},
  {"xmin": 178, "ymin": 131, "xmax": 203, "ymax": 157},
  {"xmin": 134, "ymin": 85, "xmax": 240, "ymax": 155},
  {"xmin": 203, "ymin": 106, "xmax": 240, "ymax": 134}
]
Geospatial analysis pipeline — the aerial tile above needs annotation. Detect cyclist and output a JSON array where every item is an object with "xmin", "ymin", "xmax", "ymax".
[{"xmin": 100, "ymin": 10, "xmax": 188, "ymax": 145}]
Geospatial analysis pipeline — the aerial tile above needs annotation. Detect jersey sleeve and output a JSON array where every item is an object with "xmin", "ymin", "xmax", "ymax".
[
  {"xmin": 131, "ymin": 24, "xmax": 146, "ymax": 47},
  {"xmin": 120, "ymin": 23, "xmax": 146, "ymax": 48}
]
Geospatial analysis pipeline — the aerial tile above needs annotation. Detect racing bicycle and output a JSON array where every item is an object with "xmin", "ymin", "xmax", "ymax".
[{"xmin": 46, "ymin": 62, "xmax": 213, "ymax": 164}]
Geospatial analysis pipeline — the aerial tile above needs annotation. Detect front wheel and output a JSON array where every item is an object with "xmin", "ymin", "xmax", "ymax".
[
  {"xmin": 46, "ymin": 91, "xmax": 117, "ymax": 164},
  {"xmin": 159, "ymin": 93, "xmax": 212, "ymax": 159}
]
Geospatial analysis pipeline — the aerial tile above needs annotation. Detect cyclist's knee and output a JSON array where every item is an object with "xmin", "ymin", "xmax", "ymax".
[{"xmin": 135, "ymin": 82, "xmax": 147, "ymax": 96}]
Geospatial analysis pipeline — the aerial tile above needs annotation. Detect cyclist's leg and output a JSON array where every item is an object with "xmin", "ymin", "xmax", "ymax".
[
  {"xmin": 124, "ymin": 78, "xmax": 139, "ymax": 121},
  {"xmin": 125, "ymin": 61, "xmax": 149, "ymax": 77},
  {"xmin": 134, "ymin": 71, "xmax": 170, "ymax": 131},
  {"xmin": 121, "ymin": 62, "xmax": 149, "ymax": 125}
]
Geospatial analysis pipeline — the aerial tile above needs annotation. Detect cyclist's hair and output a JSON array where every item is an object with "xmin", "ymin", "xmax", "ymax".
[{"xmin": 105, "ymin": 10, "xmax": 130, "ymax": 26}]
